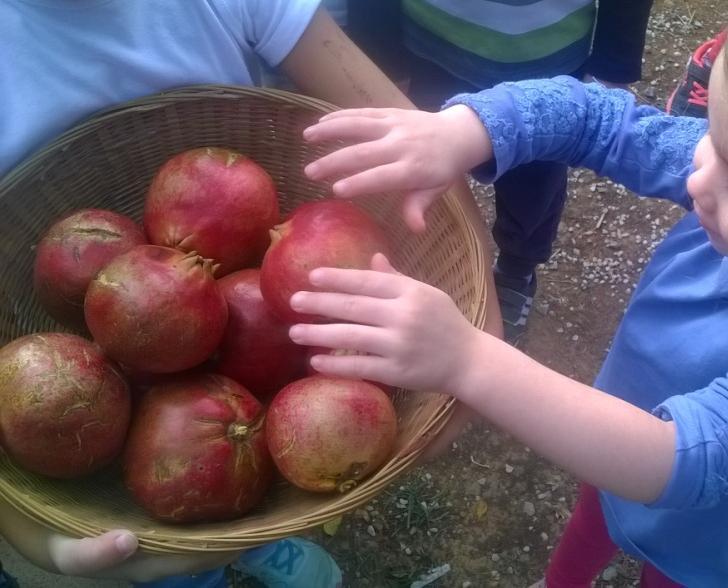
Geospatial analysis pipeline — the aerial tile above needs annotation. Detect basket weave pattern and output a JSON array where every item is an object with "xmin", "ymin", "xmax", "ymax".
[{"xmin": 0, "ymin": 85, "xmax": 487, "ymax": 552}]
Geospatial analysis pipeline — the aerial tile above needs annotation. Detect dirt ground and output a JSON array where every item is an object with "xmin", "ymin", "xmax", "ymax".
[{"xmin": 304, "ymin": 2, "xmax": 728, "ymax": 587}]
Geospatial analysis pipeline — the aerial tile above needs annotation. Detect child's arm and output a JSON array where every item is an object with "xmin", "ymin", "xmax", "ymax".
[
  {"xmin": 288, "ymin": 255, "xmax": 676, "ymax": 505},
  {"xmin": 0, "ymin": 498, "xmax": 237, "ymax": 581},
  {"xmin": 304, "ymin": 77, "xmax": 707, "ymax": 212}
]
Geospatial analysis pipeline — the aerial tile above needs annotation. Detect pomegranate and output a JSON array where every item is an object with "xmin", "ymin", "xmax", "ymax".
[
  {"xmin": 124, "ymin": 373, "xmax": 272, "ymax": 523},
  {"xmin": 84, "ymin": 245, "xmax": 228, "ymax": 373},
  {"xmin": 260, "ymin": 200, "xmax": 390, "ymax": 323},
  {"xmin": 144, "ymin": 147, "xmax": 279, "ymax": 275},
  {"xmin": 215, "ymin": 269, "xmax": 306, "ymax": 403},
  {"xmin": 266, "ymin": 375, "xmax": 397, "ymax": 493},
  {"xmin": 0, "ymin": 333, "xmax": 130, "ymax": 478},
  {"xmin": 33, "ymin": 209, "xmax": 146, "ymax": 330}
]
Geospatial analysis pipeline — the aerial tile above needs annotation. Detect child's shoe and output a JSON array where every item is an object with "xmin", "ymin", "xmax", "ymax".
[
  {"xmin": 666, "ymin": 30, "xmax": 727, "ymax": 118},
  {"xmin": 493, "ymin": 268, "xmax": 537, "ymax": 346},
  {"xmin": 231, "ymin": 537, "xmax": 342, "ymax": 588}
]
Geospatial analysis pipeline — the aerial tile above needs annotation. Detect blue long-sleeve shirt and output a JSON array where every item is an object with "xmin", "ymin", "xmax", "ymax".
[{"xmin": 448, "ymin": 77, "xmax": 728, "ymax": 586}]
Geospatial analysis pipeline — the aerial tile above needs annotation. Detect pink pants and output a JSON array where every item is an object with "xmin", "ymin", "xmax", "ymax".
[{"xmin": 545, "ymin": 484, "xmax": 683, "ymax": 588}]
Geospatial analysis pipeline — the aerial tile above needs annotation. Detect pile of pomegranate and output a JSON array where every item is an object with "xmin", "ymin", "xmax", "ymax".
[{"xmin": 0, "ymin": 147, "xmax": 398, "ymax": 524}]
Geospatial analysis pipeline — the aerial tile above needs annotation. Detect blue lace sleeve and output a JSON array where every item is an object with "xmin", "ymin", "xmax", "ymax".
[
  {"xmin": 444, "ymin": 76, "xmax": 708, "ymax": 209},
  {"xmin": 650, "ymin": 379, "xmax": 728, "ymax": 510}
]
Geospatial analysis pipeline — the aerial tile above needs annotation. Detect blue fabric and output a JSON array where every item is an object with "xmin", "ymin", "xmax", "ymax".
[
  {"xmin": 133, "ymin": 568, "xmax": 226, "ymax": 588},
  {"xmin": 449, "ymin": 78, "xmax": 728, "ymax": 585},
  {"xmin": 0, "ymin": 0, "xmax": 320, "ymax": 176}
]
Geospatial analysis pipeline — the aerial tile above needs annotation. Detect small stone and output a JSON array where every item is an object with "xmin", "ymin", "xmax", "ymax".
[
  {"xmin": 602, "ymin": 566, "xmax": 618, "ymax": 581},
  {"xmin": 366, "ymin": 525, "xmax": 376, "ymax": 537},
  {"xmin": 523, "ymin": 501, "xmax": 536, "ymax": 516},
  {"xmin": 505, "ymin": 464, "xmax": 514, "ymax": 474}
]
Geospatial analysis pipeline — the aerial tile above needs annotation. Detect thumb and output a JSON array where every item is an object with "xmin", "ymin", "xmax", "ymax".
[
  {"xmin": 402, "ymin": 187, "xmax": 444, "ymax": 233},
  {"xmin": 50, "ymin": 530, "xmax": 138, "ymax": 576},
  {"xmin": 370, "ymin": 252, "xmax": 400, "ymax": 275}
]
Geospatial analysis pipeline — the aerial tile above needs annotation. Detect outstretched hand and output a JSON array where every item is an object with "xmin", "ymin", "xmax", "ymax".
[
  {"xmin": 303, "ymin": 105, "xmax": 492, "ymax": 232},
  {"xmin": 288, "ymin": 253, "xmax": 481, "ymax": 394}
]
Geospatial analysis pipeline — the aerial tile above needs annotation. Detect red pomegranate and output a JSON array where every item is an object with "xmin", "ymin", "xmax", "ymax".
[
  {"xmin": 260, "ymin": 200, "xmax": 390, "ymax": 323},
  {"xmin": 0, "ymin": 333, "xmax": 130, "ymax": 478},
  {"xmin": 144, "ymin": 147, "xmax": 279, "ymax": 275},
  {"xmin": 215, "ymin": 269, "xmax": 307, "ymax": 403},
  {"xmin": 33, "ymin": 209, "xmax": 146, "ymax": 330},
  {"xmin": 124, "ymin": 373, "xmax": 273, "ymax": 523},
  {"xmin": 266, "ymin": 375, "xmax": 397, "ymax": 493},
  {"xmin": 84, "ymin": 245, "xmax": 228, "ymax": 373}
]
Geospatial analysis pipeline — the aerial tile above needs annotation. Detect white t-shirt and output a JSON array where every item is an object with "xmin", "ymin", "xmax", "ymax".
[{"xmin": 0, "ymin": 0, "xmax": 321, "ymax": 175}]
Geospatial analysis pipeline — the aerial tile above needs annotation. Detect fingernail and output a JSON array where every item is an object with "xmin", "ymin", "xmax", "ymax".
[
  {"xmin": 289, "ymin": 293, "xmax": 303, "ymax": 310},
  {"xmin": 308, "ymin": 270, "xmax": 323, "ymax": 285},
  {"xmin": 115, "ymin": 532, "xmax": 138, "ymax": 556},
  {"xmin": 304, "ymin": 163, "xmax": 319, "ymax": 179},
  {"xmin": 332, "ymin": 181, "xmax": 346, "ymax": 196},
  {"xmin": 289, "ymin": 325, "xmax": 302, "ymax": 341}
]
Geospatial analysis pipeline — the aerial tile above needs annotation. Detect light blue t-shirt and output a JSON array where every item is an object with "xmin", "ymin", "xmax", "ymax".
[{"xmin": 0, "ymin": 0, "xmax": 320, "ymax": 175}]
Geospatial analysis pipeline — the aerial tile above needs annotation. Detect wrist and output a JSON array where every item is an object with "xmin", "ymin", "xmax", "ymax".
[
  {"xmin": 442, "ymin": 326, "xmax": 491, "ymax": 401},
  {"xmin": 439, "ymin": 105, "xmax": 493, "ymax": 172}
]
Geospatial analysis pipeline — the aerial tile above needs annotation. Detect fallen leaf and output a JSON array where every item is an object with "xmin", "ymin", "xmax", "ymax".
[
  {"xmin": 474, "ymin": 500, "xmax": 488, "ymax": 520},
  {"xmin": 322, "ymin": 515, "xmax": 343, "ymax": 536}
]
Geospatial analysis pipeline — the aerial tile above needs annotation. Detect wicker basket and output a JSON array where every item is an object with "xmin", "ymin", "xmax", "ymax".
[{"xmin": 0, "ymin": 85, "xmax": 488, "ymax": 553}]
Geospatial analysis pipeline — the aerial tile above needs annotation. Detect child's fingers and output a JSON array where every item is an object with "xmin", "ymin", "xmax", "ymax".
[
  {"xmin": 331, "ymin": 162, "xmax": 411, "ymax": 199},
  {"xmin": 317, "ymin": 108, "xmax": 394, "ymax": 123},
  {"xmin": 305, "ymin": 140, "xmax": 394, "ymax": 182},
  {"xmin": 50, "ymin": 530, "xmax": 137, "ymax": 576},
  {"xmin": 303, "ymin": 116, "xmax": 389, "ymax": 144},
  {"xmin": 402, "ymin": 187, "xmax": 446, "ymax": 233},
  {"xmin": 306, "ymin": 265, "xmax": 407, "ymax": 298},
  {"xmin": 290, "ymin": 291, "xmax": 394, "ymax": 325},
  {"xmin": 369, "ymin": 253, "xmax": 401, "ymax": 275},
  {"xmin": 289, "ymin": 323, "xmax": 390, "ymax": 356},
  {"xmin": 308, "ymin": 350, "xmax": 392, "ymax": 383}
]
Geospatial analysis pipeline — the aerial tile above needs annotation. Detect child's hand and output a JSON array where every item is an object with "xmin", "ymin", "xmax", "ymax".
[
  {"xmin": 303, "ymin": 105, "xmax": 492, "ymax": 232},
  {"xmin": 0, "ymin": 497, "xmax": 238, "ymax": 582},
  {"xmin": 47, "ymin": 530, "xmax": 236, "ymax": 582},
  {"xmin": 288, "ymin": 253, "xmax": 480, "ymax": 394}
]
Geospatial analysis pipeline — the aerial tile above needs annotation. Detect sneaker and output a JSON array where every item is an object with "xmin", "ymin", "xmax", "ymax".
[
  {"xmin": 493, "ymin": 270, "xmax": 537, "ymax": 345},
  {"xmin": 666, "ymin": 29, "xmax": 727, "ymax": 118},
  {"xmin": 231, "ymin": 538, "xmax": 342, "ymax": 588}
]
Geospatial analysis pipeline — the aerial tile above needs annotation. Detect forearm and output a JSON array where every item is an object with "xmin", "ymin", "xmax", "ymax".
[
  {"xmin": 456, "ymin": 333, "xmax": 676, "ymax": 503},
  {"xmin": 280, "ymin": 7, "xmax": 413, "ymax": 110},
  {"xmin": 447, "ymin": 77, "xmax": 703, "ymax": 206}
]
